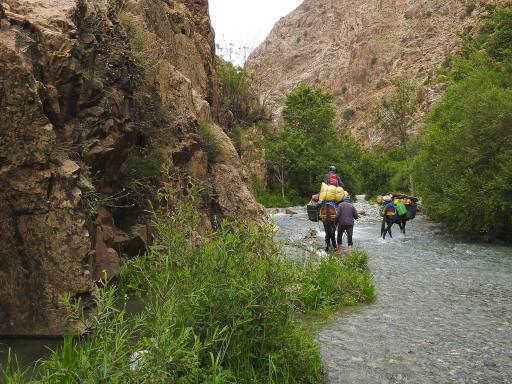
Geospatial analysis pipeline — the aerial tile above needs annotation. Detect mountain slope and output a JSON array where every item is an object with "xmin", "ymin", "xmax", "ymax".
[{"xmin": 247, "ymin": 0, "xmax": 499, "ymax": 145}]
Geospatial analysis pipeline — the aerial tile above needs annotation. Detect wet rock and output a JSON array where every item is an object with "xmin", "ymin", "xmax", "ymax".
[
  {"xmin": 431, "ymin": 228, "xmax": 443, "ymax": 236},
  {"xmin": 268, "ymin": 208, "xmax": 279, "ymax": 214},
  {"xmin": 285, "ymin": 209, "xmax": 298, "ymax": 215},
  {"xmin": 357, "ymin": 208, "xmax": 366, "ymax": 216}
]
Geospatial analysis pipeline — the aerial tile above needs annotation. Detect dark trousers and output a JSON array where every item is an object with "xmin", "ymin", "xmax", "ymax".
[{"xmin": 337, "ymin": 225, "xmax": 354, "ymax": 246}]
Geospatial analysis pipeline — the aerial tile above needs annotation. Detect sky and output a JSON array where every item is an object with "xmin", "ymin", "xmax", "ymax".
[{"xmin": 209, "ymin": 0, "xmax": 303, "ymax": 66}]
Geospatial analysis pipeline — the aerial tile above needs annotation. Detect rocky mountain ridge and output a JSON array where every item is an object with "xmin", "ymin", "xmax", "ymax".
[
  {"xmin": 247, "ymin": 0, "xmax": 501, "ymax": 145},
  {"xmin": 0, "ymin": 0, "xmax": 265, "ymax": 335}
]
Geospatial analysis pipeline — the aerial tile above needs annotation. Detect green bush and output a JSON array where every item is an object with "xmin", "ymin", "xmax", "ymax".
[
  {"xmin": 297, "ymin": 252, "xmax": 375, "ymax": 312},
  {"xmin": 265, "ymin": 84, "xmax": 366, "ymax": 197},
  {"xmin": 466, "ymin": 3, "xmax": 476, "ymax": 16},
  {"xmin": 359, "ymin": 146, "xmax": 412, "ymax": 197},
  {"xmin": 415, "ymin": 4, "xmax": 512, "ymax": 240},
  {"xmin": 255, "ymin": 188, "xmax": 305, "ymax": 208},
  {"xmin": 4, "ymin": 196, "xmax": 374, "ymax": 382},
  {"xmin": 342, "ymin": 107, "xmax": 355, "ymax": 121},
  {"xmin": 198, "ymin": 123, "xmax": 222, "ymax": 160}
]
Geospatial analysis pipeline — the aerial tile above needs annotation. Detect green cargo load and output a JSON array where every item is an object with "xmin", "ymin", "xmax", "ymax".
[{"xmin": 396, "ymin": 202, "xmax": 408, "ymax": 216}]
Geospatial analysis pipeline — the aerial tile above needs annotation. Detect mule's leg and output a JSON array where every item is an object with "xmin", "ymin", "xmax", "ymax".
[
  {"xmin": 381, "ymin": 218, "xmax": 387, "ymax": 238},
  {"xmin": 331, "ymin": 222, "xmax": 337, "ymax": 250},
  {"xmin": 323, "ymin": 221, "xmax": 331, "ymax": 252},
  {"xmin": 402, "ymin": 220, "xmax": 407, "ymax": 235},
  {"xmin": 386, "ymin": 221, "xmax": 393, "ymax": 239}
]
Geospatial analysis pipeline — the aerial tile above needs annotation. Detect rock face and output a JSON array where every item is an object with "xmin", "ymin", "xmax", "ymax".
[
  {"xmin": 0, "ymin": 0, "xmax": 265, "ymax": 335},
  {"xmin": 247, "ymin": 0, "xmax": 500, "ymax": 145}
]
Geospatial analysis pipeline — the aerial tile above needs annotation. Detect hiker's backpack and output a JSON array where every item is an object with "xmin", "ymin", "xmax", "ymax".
[{"xmin": 328, "ymin": 173, "xmax": 339, "ymax": 186}]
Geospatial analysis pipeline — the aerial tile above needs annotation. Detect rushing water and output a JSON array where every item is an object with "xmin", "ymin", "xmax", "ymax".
[{"xmin": 272, "ymin": 197, "xmax": 512, "ymax": 384}]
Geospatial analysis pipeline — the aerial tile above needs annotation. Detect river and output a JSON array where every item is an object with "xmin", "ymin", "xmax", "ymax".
[{"xmin": 272, "ymin": 197, "xmax": 512, "ymax": 384}]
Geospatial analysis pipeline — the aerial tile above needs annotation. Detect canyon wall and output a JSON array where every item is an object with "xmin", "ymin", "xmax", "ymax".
[{"xmin": 0, "ymin": 0, "xmax": 264, "ymax": 335}]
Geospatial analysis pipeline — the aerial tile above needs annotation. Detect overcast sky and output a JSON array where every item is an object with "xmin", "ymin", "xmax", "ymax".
[{"xmin": 209, "ymin": 0, "xmax": 303, "ymax": 66}]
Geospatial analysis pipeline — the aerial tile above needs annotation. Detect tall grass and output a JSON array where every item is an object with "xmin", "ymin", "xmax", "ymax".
[{"xmin": 1, "ymin": 197, "xmax": 374, "ymax": 383}]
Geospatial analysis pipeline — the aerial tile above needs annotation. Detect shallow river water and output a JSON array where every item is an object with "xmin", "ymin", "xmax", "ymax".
[{"xmin": 272, "ymin": 197, "xmax": 512, "ymax": 384}]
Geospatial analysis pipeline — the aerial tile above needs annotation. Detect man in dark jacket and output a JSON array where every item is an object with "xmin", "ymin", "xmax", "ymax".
[
  {"xmin": 335, "ymin": 194, "xmax": 358, "ymax": 255},
  {"xmin": 323, "ymin": 165, "xmax": 345, "ymax": 188}
]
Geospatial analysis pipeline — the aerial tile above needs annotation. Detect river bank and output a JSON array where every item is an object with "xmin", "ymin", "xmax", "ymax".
[{"xmin": 0, "ymin": 200, "xmax": 373, "ymax": 383}]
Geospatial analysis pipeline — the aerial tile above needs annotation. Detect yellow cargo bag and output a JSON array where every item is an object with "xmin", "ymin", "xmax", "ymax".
[
  {"xmin": 319, "ymin": 182, "xmax": 328, "ymax": 202},
  {"xmin": 326, "ymin": 185, "xmax": 337, "ymax": 201},
  {"xmin": 335, "ymin": 187, "xmax": 346, "ymax": 202}
]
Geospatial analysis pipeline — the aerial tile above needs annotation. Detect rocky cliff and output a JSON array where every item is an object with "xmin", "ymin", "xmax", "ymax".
[
  {"xmin": 247, "ymin": 0, "xmax": 499, "ymax": 145},
  {"xmin": 0, "ymin": 0, "xmax": 265, "ymax": 336}
]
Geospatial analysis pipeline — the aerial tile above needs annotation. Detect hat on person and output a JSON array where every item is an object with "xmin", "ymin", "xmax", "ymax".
[
  {"xmin": 329, "ymin": 165, "xmax": 336, "ymax": 172},
  {"xmin": 343, "ymin": 194, "xmax": 351, "ymax": 201},
  {"xmin": 383, "ymin": 195, "xmax": 392, "ymax": 202}
]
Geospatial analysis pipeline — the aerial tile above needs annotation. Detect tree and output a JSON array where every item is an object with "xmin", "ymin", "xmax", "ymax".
[
  {"xmin": 282, "ymin": 83, "xmax": 336, "ymax": 135},
  {"xmin": 373, "ymin": 77, "xmax": 420, "ymax": 194},
  {"xmin": 414, "ymin": 3, "xmax": 512, "ymax": 241},
  {"xmin": 264, "ymin": 83, "xmax": 365, "ymax": 198},
  {"xmin": 265, "ymin": 126, "xmax": 312, "ymax": 199}
]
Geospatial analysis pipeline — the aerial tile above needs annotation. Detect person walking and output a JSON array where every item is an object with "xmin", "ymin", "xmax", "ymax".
[{"xmin": 335, "ymin": 194, "xmax": 358, "ymax": 255}]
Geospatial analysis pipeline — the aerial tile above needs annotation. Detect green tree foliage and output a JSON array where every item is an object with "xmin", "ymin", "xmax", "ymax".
[
  {"xmin": 373, "ymin": 77, "xmax": 421, "ymax": 194},
  {"xmin": 216, "ymin": 58, "xmax": 261, "ymax": 126},
  {"xmin": 2, "ymin": 195, "xmax": 374, "ymax": 383},
  {"xmin": 282, "ymin": 83, "xmax": 336, "ymax": 135},
  {"xmin": 264, "ymin": 83, "xmax": 365, "ymax": 200},
  {"xmin": 360, "ymin": 146, "xmax": 411, "ymax": 197},
  {"xmin": 415, "ymin": 4, "xmax": 512, "ymax": 241}
]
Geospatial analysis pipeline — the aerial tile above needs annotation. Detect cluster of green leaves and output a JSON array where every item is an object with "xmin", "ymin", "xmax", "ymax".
[
  {"xmin": 297, "ymin": 251, "xmax": 375, "ymax": 312},
  {"xmin": 372, "ymin": 77, "xmax": 421, "ymax": 195},
  {"xmin": 264, "ymin": 83, "xmax": 366, "ymax": 201},
  {"xmin": 216, "ymin": 58, "xmax": 261, "ymax": 126},
  {"xmin": 414, "ymin": 3, "xmax": 512, "ymax": 241},
  {"xmin": 2, "ymin": 197, "xmax": 374, "ymax": 383},
  {"xmin": 254, "ymin": 188, "xmax": 304, "ymax": 208},
  {"xmin": 198, "ymin": 123, "xmax": 222, "ymax": 161},
  {"xmin": 359, "ymin": 146, "xmax": 412, "ymax": 198}
]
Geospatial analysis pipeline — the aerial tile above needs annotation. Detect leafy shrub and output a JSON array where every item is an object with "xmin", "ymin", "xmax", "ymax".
[
  {"xmin": 297, "ymin": 252, "xmax": 375, "ymax": 312},
  {"xmin": 198, "ymin": 123, "xmax": 222, "ymax": 160},
  {"xmin": 255, "ymin": 188, "xmax": 305, "ymax": 208},
  {"xmin": 5, "ymin": 196, "xmax": 374, "ymax": 382},
  {"xmin": 216, "ymin": 58, "xmax": 261, "ymax": 126},
  {"xmin": 343, "ymin": 107, "xmax": 355, "ymax": 121},
  {"xmin": 265, "ymin": 83, "xmax": 366, "ymax": 198},
  {"xmin": 415, "ymin": 53, "xmax": 512, "ymax": 240},
  {"xmin": 415, "ymin": 4, "xmax": 512, "ymax": 241},
  {"xmin": 466, "ymin": 3, "xmax": 476, "ymax": 16}
]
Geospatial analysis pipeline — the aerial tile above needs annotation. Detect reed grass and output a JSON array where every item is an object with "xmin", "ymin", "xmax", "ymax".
[{"xmin": 1, "ymin": 196, "xmax": 374, "ymax": 383}]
